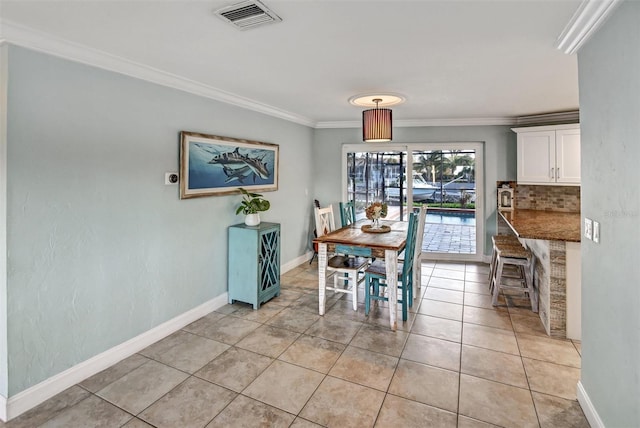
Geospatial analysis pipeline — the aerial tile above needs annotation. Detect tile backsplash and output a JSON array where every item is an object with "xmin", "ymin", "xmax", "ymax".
[{"xmin": 515, "ymin": 185, "xmax": 580, "ymax": 212}]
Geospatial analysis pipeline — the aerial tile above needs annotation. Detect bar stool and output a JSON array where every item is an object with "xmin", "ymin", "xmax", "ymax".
[
  {"xmin": 488, "ymin": 235, "xmax": 522, "ymax": 288},
  {"xmin": 491, "ymin": 240, "xmax": 538, "ymax": 312}
]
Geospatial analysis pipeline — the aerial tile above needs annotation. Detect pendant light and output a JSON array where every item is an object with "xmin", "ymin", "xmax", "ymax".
[{"xmin": 362, "ymin": 98, "xmax": 392, "ymax": 142}]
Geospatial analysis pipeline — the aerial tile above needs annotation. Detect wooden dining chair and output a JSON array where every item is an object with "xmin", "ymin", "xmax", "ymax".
[
  {"xmin": 314, "ymin": 204, "xmax": 369, "ymax": 310},
  {"xmin": 408, "ymin": 205, "xmax": 427, "ymax": 299},
  {"xmin": 364, "ymin": 211, "xmax": 418, "ymax": 321},
  {"xmin": 339, "ymin": 201, "xmax": 357, "ymax": 227}
]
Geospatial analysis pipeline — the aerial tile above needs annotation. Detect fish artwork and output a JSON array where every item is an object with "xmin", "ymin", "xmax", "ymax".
[{"xmin": 202, "ymin": 145, "xmax": 271, "ymax": 183}]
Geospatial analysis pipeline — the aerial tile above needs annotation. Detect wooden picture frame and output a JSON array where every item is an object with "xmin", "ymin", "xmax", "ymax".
[{"xmin": 179, "ymin": 131, "xmax": 279, "ymax": 199}]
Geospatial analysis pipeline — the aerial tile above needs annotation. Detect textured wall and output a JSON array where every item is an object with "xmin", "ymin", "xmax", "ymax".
[
  {"xmin": 313, "ymin": 125, "xmax": 516, "ymax": 257},
  {"xmin": 5, "ymin": 46, "xmax": 314, "ymax": 395},
  {"xmin": 578, "ymin": 1, "xmax": 640, "ymax": 426}
]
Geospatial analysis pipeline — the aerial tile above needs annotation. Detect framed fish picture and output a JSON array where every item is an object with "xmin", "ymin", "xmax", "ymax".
[{"xmin": 179, "ymin": 131, "xmax": 279, "ymax": 199}]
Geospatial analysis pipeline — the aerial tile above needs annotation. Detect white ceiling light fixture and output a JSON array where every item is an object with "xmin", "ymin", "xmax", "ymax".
[
  {"xmin": 350, "ymin": 93, "xmax": 405, "ymax": 142},
  {"xmin": 215, "ymin": 0, "xmax": 282, "ymax": 30}
]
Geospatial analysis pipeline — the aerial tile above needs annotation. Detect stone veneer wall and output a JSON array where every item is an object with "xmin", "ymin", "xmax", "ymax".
[
  {"xmin": 515, "ymin": 185, "xmax": 580, "ymax": 212},
  {"xmin": 496, "ymin": 214, "xmax": 568, "ymax": 338}
]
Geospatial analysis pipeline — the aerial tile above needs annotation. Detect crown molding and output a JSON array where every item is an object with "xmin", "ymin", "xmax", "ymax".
[
  {"xmin": 0, "ymin": 19, "xmax": 316, "ymax": 127},
  {"xmin": 515, "ymin": 110, "xmax": 579, "ymax": 126},
  {"xmin": 315, "ymin": 117, "xmax": 515, "ymax": 129},
  {"xmin": 556, "ymin": 0, "xmax": 622, "ymax": 54}
]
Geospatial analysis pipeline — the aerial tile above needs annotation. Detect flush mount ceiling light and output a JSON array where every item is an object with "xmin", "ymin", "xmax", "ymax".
[{"xmin": 350, "ymin": 94, "xmax": 404, "ymax": 142}]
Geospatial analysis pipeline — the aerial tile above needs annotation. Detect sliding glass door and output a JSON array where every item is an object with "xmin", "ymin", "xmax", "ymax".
[{"xmin": 343, "ymin": 143, "xmax": 484, "ymax": 261}]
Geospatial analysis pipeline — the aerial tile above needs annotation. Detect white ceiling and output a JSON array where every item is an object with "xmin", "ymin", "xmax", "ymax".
[{"xmin": 0, "ymin": 0, "xmax": 582, "ymax": 127}]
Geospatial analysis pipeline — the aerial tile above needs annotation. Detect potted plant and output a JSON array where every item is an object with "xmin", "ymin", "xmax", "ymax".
[{"xmin": 236, "ymin": 188, "xmax": 270, "ymax": 226}]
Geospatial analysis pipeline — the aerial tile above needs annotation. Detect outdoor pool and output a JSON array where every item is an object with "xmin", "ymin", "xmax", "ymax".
[{"xmin": 426, "ymin": 211, "xmax": 476, "ymax": 226}]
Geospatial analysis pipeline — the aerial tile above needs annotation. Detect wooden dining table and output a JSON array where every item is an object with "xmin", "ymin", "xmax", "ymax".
[{"xmin": 313, "ymin": 218, "xmax": 408, "ymax": 331}]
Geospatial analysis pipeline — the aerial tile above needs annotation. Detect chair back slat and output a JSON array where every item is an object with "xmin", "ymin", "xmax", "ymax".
[
  {"xmin": 339, "ymin": 201, "xmax": 357, "ymax": 227},
  {"xmin": 401, "ymin": 212, "xmax": 419, "ymax": 281},
  {"xmin": 314, "ymin": 205, "xmax": 336, "ymax": 237}
]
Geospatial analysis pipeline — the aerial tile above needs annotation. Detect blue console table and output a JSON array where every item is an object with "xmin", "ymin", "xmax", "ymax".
[{"xmin": 228, "ymin": 222, "xmax": 280, "ymax": 309}]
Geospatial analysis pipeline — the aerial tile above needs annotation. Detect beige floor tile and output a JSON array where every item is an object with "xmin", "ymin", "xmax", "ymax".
[
  {"xmin": 290, "ymin": 417, "xmax": 324, "ymax": 427},
  {"xmin": 140, "ymin": 330, "xmax": 194, "ymax": 359},
  {"xmin": 243, "ymin": 360, "xmax": 324, "ymax": 414},
  {"xmin": 206, "ymin": 395, "xmax": 295, "ymax": 428},
  {"xmin": 462, "ymin": 323, "xmax": 519, "ymax": 355},
  {"xmin": 517, "ymin": 333, "xmax": 581, "ymax": 368},
  {"xmin": 190, "ymin": 315, "xmax": 262, "ymax": 345},
  {"xmin": 572, "ymin": 340, "xmax": 582, "ymax": 356},
  {"xmin": 299, "ymin": 376, "xmax": 385, "ymax": 428},
  {"xmin": 265, "ymin": 307, "xmax": 321, "ymax": 333},
  {"xmin": 39, "ymin": 395, "xmax": 132, "ymax": 428},
  {"xmin": 462, "ymin": 305, "xmax": 512, "ymax": 330},
  {"xmin": 465, "ymin": 263, "xmax": 491, "ymax": 274},
  {"xmin": 305, "ymin": 315, "xmax": 363, "ymax": 344},
  {"xmin": 465, "ymin": 271, "xmax": 489, "ymax": 283},
  {"xmin": 435, "ymin": 261, "xmax": 467, "ymax": 272},
  {"xmin": 424, "ymin": 287, "xmax": 464, "ymax": 304},
  {"xmin": 96, "ymin": 360, "xmax": 189, "ymax": 415},
  {"xmin": 459, "ymin": 374, "xmax": 538, "ymax": 428},
  {"xmin": 532, "ymin": 391, "xmax": 590, "ymax": 428},
  {"xmin": 325, "ymin": 299, "xmax": 369, "ymax": 322},
  {"xmin": 419, "ymin": 299, "xmax": 463, "ymax": 321},
  {"xmin": 510, "ymin": 313, "xmax": 548, "ymax": 336},
  {"xmin": 464, "ymin": 292, "xmax": 504, "ymax": 310},
  {"xmin": 79, "ymin": 354, "xmax": 150, "ymax": 393},
  {"xmin": 183, "ymin": 312, "xmax": 228, "ymax": 336},
  {"xmin": 427, "ymin": 276, "xmax": 465, "ymax": 291},
  {"xmin": 122, "ymin": 418, "xmax": 155, "ymax": 428},
  {"xmin": 231, "ymin": 302, "xmax": 286, "ymax": 323},
  {"xmin": 155, "ymin": 333, "xmax": 230, "ymax": 373},
  {"xmin": 457, "ymin": 415, "xmax": 500, "ymax": 427},
  {"xmin": 412, "ymin": 314, "xmax": 462, "ymax": 343},
  {"xmin": 388, "ymin": 359, "xmax": 459, "ymax": 412},
  {"xmin": 329, "ymin": 346, "xmax": 398, "ymax": 391},
  {"xmin": 523, "ymin": 358, "xmax": 581, "ymax": 400},
  {"xmin": 5, "ymin": 386, "xmax": 91, "ymax": 428},
  {"xmin": 365, "ymin": 306, "xmax": 417, "ymax": 332},
  {"xmin": 291, "ymin": 293, "xmax": 339, "ymax": 314},
  {"xmin": 139, "ymin": 377, "xmax": 236, "ymax": 428},
  {"xmin": 278, "ymin": 334, "xmax": 345, "ymax": 373},
  {"xmin": 401, "ymin": 333, "xmax": 461, "ymax": 372},
  {"xmin": 269, "ymin": 289, "xmax": 305, "ymax": 306},
  {"xmin": 432, "ymin": 268, "xmax": 466, "ymax": 280},
  {"xmin": 234, "ymin": 325, "xmax": 300, "ymax": 358},
  {"xmin": 350, "ymin": 323, "xmax": 409, "ymax": 357},
  {"xmin": 213, "ymin": 304, "xmax": 241, "ymax": 315},
  {"xmin": 195, "ymin": 347, "xmax": 273, "ymax": 392},
  {"xmin": 464, "ymin": 281, "xmax": 490, "ymax": 295},
  {"xmin": 376, "ymin": 394, "xmax": 457, "ymax": 427},
  {"xmin": 461, "ymin": 345, "xmax": 528, "ymax": 388}
]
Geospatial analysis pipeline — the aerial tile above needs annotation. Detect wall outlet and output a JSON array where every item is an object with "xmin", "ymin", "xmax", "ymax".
[
  {"xmin": 584, "ymin": 218, "xmax": 593, "ymax": 240},
  {"xmin": 593, "ymin": 220, "xmax": 600, "ymax": 243},
  {"xmin": 165, "ymin": 172, "xmax": 179, "ymax": 185}
]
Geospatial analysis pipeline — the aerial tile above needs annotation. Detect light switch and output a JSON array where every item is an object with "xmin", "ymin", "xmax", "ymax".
[
  {"xmin": 584, "ymin": 218, "xmax": 593, "ymax": 240},
  {"xmin": 593, "ymin": 221, "xmax": 600, "ymax": 243}
]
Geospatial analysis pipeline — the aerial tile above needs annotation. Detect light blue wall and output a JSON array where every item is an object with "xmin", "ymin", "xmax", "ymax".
[
  {"xmin": 312, "ymin": 126, "xmax": 516, "ymax": 256},
  {"xmin": 577, "ymin": 1, "xmax": 640, "ymax": 426},
  {"xmin": 5, "ymin": 46, "xmax": 314, "ymax": 395}
]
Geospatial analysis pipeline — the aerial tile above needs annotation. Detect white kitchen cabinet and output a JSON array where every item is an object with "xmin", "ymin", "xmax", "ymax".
[{"xmin": 513, "ymin": 124, "xmax": 581, "ymax": 185}]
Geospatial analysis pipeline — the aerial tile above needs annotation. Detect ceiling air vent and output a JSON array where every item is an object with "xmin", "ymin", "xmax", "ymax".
[{"xmin": 215, "ymin": 0, "xmax": 282, "ymax": 30}]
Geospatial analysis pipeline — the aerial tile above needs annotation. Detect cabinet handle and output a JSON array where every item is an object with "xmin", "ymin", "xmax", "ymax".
[
  {"xmin": 258, "ymin": 254, "xmax": 263, "ymax": 264},
  {"xmin": 550, "ymin": 168, "xmax": 554, "ymax": 179},
  {"xmin": 556, "ymin": 168, "xmax": 559, "ymax": 179}
]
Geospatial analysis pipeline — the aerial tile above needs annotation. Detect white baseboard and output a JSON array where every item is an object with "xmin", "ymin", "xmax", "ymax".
[
  {"xmin": 577, "ymin": 380, "xmax": 605, "ymax": 428},
  {"xmin": 3, "ymin": 293, "xmax": 228, "ymax": 422},
  {"xmin": 282, "ymin": 252, "xmax": 313, "ymax": 274}
]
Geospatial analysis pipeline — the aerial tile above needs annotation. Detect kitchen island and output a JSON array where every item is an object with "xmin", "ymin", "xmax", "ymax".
[{"xmin": 498, "ymin": 209, "xmax": 581, "ymax": 339}]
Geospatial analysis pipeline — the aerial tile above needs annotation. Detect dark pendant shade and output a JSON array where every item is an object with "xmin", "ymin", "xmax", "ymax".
[{"xmin": 362, "ymin": 107, "xmax": 392, "ymax": 142}]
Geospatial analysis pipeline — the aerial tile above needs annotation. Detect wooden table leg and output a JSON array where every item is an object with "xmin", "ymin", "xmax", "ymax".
[
  {"xmin": 318, "ymin": 243, "xmax": 327, "ymax": 315},
  {"xmin": 385, "ymin": 249, "xmax": 398, "ymax": 331}
]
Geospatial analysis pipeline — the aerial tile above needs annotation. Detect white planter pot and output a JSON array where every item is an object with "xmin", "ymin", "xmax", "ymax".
[{"xmin": 245, "ymin": 213, "xmax": 261, "ymax": 226}]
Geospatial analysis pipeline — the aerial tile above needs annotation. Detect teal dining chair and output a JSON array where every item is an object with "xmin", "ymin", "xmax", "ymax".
[
  {"xmin": 364, "ymin": 211, "xmax": 418, "ymax": 321},
  {"xmin": 339, "ymin": 201, "xmax": 357, "ymax": 227}
]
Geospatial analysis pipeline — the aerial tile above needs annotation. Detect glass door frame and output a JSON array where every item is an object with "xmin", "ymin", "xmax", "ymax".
[{"xmin": 342, "ymin": 142, "xmax": 485, "ymax": 263}]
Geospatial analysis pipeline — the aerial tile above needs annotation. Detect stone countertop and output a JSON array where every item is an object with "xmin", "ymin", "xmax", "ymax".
[{"xmin": 498, "ymin": 209, "xmax": 581, "ymax": 242}]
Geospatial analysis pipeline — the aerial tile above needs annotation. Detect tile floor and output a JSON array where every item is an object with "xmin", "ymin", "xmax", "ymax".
[{"xmin": 1, "ymin": 261, "xmax": 589, "ymax": 428}]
